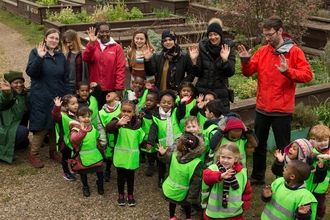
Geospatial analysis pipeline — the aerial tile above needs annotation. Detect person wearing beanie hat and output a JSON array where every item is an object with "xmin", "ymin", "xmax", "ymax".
[
  {"xmin": 272, "ymin": 138, "xmax": 327, "ymax": 191},
  {"xmin": 0, "ymin": 70, "xmax": 30, "ymax": 163},
  {"xmin": 189, "ymin": 17, "xmax": 235, "ymax": 114},
  {"xmin": 142, "ymin": 29, "xmax": 194, "ymax": 91}
]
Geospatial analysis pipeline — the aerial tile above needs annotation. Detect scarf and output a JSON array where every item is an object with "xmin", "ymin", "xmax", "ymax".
[
  {"xmin": 159, "ymin": 106, "xmax": 173, "ymax": 146},
  {"xmin": 216, "ymin": 161, "xmax": 239, "ymax": 208},
  {"xmin": 160, "ymin": 45, "xmax": 182, "ymax": 90},
  {"xmin": 206, "ymin": 41, "xmax": 221, "ymax": 60}
]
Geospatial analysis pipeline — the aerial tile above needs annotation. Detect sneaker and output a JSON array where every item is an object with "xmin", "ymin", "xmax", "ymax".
[
  {"xmin": 146, "ymin": 165, "xmax": 154, "ymax": 177},
  {"xmin": 49, "ymin": 151, "xmax": 62, "ymax": 163},
  {"xmin": 170, "ymin": 217, "xmax": 177, "ymax": 220},
  {"xmin": 104, "ymin": 171, "xmax": 110, "ymax": 182},
  {"xmin": 249, "ymin": 176, "xmax": 266, "ymax": 185},
  {"xmin": 180, "ymin": 207, "xmax": 196, "ymax": 216},
  {"xmin": 127, "ymin": 194, "xmax": 136, "ymax": 207},
  {"xmin": 82, "ymin": 186, "xmax": 90, "ymax": 197},
  {"xmin": 62, "ymin": 172, "xmax": 75, "ymax": 181},
  {"xmin": 29, "ymin": 154, "xmax": 44, "ymax": 168},
  {"xmin": 117, "ymin": 194, "xmax": 125, "ymax": 206}
]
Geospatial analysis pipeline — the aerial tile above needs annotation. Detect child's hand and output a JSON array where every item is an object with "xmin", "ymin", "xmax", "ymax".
[
  {"xmin": 138, "ymin": 111, "xmax": 146, "ymax": 119},
  {"xmin": 274, "ymin": 149, "xmax": 285, "ymax": 163},
  {"xmin": 157, "ymin": 143, "xmax": 168, "ymax": 155},
  {"xmin": 317, "ymin": 158, "xmax": 324, "ymax": 169},
  {"xmin": 90, "ymin": 82, "xmax": 97, "ymax": 88},
  {"xmin": 262, "ymin": 185, "xmax": 274, "ymax": 198},
  {"xmin": 221, "ymin": 168, "xmax": 235, "ymax": 179},
  {"xmin": 317, "ymin": 154, "xmax": 330, "ymax": 160},
  {"xmin": 0, "ymin": 79, "xmax": 11, "ymax": 93},
  {"xmin": 53, "ymin": 96, "xmax": 62, "ymax": 107},
  {"xmin": 297, "ymin": 204, "xmax": 310, "ymax": 215},
  {"xmin": 146, "ymin": 144, "xmax": 153, "ymax": 150},
  {"xmin": 180, "ymin": 96, "xmax": 191, "ymax": 104},
  {"xmin": 196, "ymin": 94, "xmax": 204, "ymax": 103},
  {"xmin": 80, "ymin": 122, "xmax": 88, "ymax": 130},
  {"xmin": 145, "ymin": 81, "xmax": 152, "ymax": 90},
  {"xmin": 197, "ymin": 101, "xmax": 205, "ymax": 108},
  {"xmin": 117, "ymin": 116, "xmax": 130, "ymax": 126}
]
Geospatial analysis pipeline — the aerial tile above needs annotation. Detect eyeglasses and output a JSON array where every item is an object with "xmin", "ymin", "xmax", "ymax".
[{"xmin": 261, "ymin": 31, "xmax": 277, "ymax": 38}]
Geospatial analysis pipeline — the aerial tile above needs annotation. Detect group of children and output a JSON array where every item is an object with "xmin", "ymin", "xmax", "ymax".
[{"xmin": 51, "ymin": 76, "xmax": 330, "ymax": 220}]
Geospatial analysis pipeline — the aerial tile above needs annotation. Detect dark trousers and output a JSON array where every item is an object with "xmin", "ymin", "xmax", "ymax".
[
  {"xmin": 251, "ymin": 111, "xmax": 291, "ymax": 180},
  {"xmin": 61, "ymin": 147, "xmax": 72, "ymax": 173},
  {"xmin": 158, "ymin": 160, "xmax": 166, "ymax": 179},
  {"xmin": 98, "ymin": 91, "xmax": 108, "ymax": 110},
  {"xmin": 314, "ymin": 193, "xmax": 326, "ymax": 218},
  {"xmin": 169, "ymin": 203, "xmax": 191, "ymax": 218},
  {"xmin": 80, "ymin": 172, "xmax": 103, "ymax": 187},
  {"xmin": 15, "ymin": 125, "xmax": 29, "ymax": 149},
  {"xmin": 116, "ymin": 167, "xmax": 135, "ymax": 195},
  {"xmin": 146, "ymin": 152, "xmax": 157, "ymax": 166}
]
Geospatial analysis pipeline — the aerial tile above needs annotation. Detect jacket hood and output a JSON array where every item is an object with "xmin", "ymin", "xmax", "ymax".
[
  {"xmin": 176, "ymin": 136, "xmax": 205, "ymax": 163},
  {"xmin": 97, "ymin": 37, "xmax": 116, "ymax": 46},
  {"xmin": 273, "ymin": 37, "xmax": 294, "ymax": 54}
]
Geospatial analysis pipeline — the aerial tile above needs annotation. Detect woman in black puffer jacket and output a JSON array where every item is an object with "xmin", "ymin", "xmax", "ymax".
[{"xmin": 189, "ymin": 18, "xmax": 235, "ymax": 114}]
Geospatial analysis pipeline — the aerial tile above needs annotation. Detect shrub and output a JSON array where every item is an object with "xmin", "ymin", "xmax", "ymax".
[
  {"xmin": 292, "ymin": 102, "xmax": 318, "ymax": 130},
  {"xmin": 152, "ymin": 7, "xmax": 172, "ymax": 18},
  {"xmin": 47, "ymin": 8, "xmax": 91, "ymax": 24},
  {"xmin": 36, "ymin": 0, "xmax": 57, "ymax": 6},
  {"xmin": 312, "ymin": 97, "xmax": 330, "ymax": 127},
  {"xmin": 148, "ymin": 29, "xmax": 162, "ymax": 51},
  {"xmin": 127, "ymin": 7, "xmax": 143, "ymax": 20}
]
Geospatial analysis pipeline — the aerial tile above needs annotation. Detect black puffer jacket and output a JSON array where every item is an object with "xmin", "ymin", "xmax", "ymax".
[
  {"xmin": 193, "ymin": 38, "xmax": 235, "ymax": 113},
  {"xmin": 144, "ymin": 50, "xmax": 195, "ymax": 91}
]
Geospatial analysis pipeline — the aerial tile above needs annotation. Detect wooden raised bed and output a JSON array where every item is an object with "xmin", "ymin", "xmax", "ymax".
[
  {"xmin": 0, "ymin": 0, "xmax": 18, "ymax": 14},
  {"xmin": 303, "ymin": 16, "xmax": 330, "ymax": 50},
  {"xmin": 44, "ymin": 14, "xmax": 186, "ymax": 35},
  {"xmin": 149, "ymin": 0, "xmax": 189, "ymax": 14},
  {"xmin": 16, "ymin": 0, "xmax": 82, "ymax": 24},
  {"xmin": 85, "ymin": 0, "xmax": 150, "ymax": 14}
]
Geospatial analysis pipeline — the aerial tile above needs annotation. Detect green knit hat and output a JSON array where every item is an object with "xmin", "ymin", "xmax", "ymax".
[{"xmin": 4, "ymin": 71, "xmax": 25, "ymax": 83}]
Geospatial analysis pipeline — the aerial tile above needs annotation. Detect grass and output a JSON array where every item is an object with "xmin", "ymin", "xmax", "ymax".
[
  {"xmin": 17, "ymin": 168, "xmax": 38, "ymax": 176},
  {"xmin": 0, "ymin": 7, "xmax": 44, "ymax": 46}
]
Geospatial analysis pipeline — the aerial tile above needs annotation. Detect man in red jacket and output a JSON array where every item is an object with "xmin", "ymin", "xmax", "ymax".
[{"xmin": 237, "ymin": 16, "xmax": 313, "ymax": 185}]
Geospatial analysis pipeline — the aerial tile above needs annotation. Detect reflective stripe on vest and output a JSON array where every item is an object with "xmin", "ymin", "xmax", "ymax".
[{"xmin": 141, "ymin": 117, "xmax": 157, "ymax": 153}]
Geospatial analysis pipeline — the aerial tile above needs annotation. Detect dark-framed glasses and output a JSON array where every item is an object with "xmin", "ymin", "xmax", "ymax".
[{"xmin": 261, "ymin": 31, "xmax": 277, "ymax": 38}]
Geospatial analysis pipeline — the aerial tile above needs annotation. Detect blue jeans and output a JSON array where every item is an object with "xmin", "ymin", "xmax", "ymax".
[
  {"xmin": 15, "ymin": 125, "xmax": 29, "ymax": 149},
  {"xmin": 251, "ymin": 111, "xmax": 292, "ymax": 180}
]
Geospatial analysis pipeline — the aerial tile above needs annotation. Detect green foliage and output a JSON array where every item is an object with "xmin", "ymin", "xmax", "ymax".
[
  {"xmin": 147, "ymin": 29, "xmax": 162, "ymax": 51},
  {"xmin": 292, "ymin": 102, "xmax": 318, "ymax": 130},
  {"xmin": 127, "ymin": 7, "xmax": 143, "ymax": 20},
  {"xmin": 47, "ymin": 8, "xmax": 92, "ymax": 24},
  {"xmin": 96, "ymin": 0, "xmax": 140, "ymax": 4},
  {"xmin": 35, "ymin": 0, "xmax": 57, "ymax": 6},
  {"xmin": 312, "ymin": 97, "xmax": 330, "ymax": 127},
  {"xmin": 151, "ymin": 7, "xmax": 172, "ymax": 18}
]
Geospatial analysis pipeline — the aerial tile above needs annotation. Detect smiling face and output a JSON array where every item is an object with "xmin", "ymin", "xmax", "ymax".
[
  {"xmin": 10, "ymin": 79, "xmax": 25, "ymax": 93},
  {"xmin": 64, "ymin": 38, "xmax": 75, "ymax": 51},
  {"xmin": 98, "ymin": 25, "xmax": 111, "ymax": 44},
  {"xmin": 288, "ymin": 143, "xmax": 299, "ymax": 160},
  {"xmin": 45, "ymin": 32, "xmax": 60, "ymax": 50},
  {"xmin": 134, "ymin": 33, "xmax": 146, "ymax": 50},
  {"xmin": 159, "ymin": 94, "xmax": 174, "ymax": 113},
  {"xmin": 204, "ymin": 94, "xmax": 215, "ymax": 105},
  {"xmin": 162, "ymin": 37, "xmax": 175, "ymax": 50},
  {"xmin": 208, "ymin": 32, "xmax": 221, "ymax": 45},
  {"xmin": 77, "ymin": 114, "xmax": 91, "ymax": 125},
  {"xmin": 76, "ymin": 85, "xmax": 90, "ymax": 101},
  {"xmin": 180, "ymin": 86, "xmax": 193, "ymax": 98},
  {"xmin": 185, "ymin": 121, "xmax": 201, "ymax": 136},
  {"xmin": 219, "ymin": 148, "xmax": 238, "ymax": 169}
]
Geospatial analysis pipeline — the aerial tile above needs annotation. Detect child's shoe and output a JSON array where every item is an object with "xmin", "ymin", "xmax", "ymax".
[
  {"xmin": 127, "ymin": 194, "xmax": 136, "ymax": 207},
  {"xmin": 117, "ymin": 194, "xmax": 125, "ymax": 206},
  {"xmin": 146, "ymin": 165, "xmax": 154, "ymax": 176},
  {"xmin": 96, "ymin": 180, "xmax": 104, "ymax": 195},
  {"xmin": 104, "ymin": 171, "xmax": 110, "ymax": 182},
  {"xmin": 170, "ymin": 217, "xmax": 177, "ymax": 220},
  {"xmin": 180, "ymin": 206, "xmax": 196, "ymax": 216},
  {"xmin": 158, "ymin": 178, "xmax": 164, "ymax": 188},
  {"xmin": 82, "ymin": 186, "xmax": 90, "ymax": 197},
  {"xmin": 62, "ymin": 172, "xmax": 75, "ymax": 181}
]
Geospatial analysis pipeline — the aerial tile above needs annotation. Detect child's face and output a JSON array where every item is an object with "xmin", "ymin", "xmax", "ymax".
[
  {"xmin": 288, "ymin": 143, "xmax": 299, "ymax": 160},
  {"xmin": 133, "ymin": 77, "xmax": 145, "ymax": 92},
  {"xmin": 121, "ymin": 104, "xmax": 135, "ymax": 121},
  {"xmin": 313, "ymin": 138, "xmax": 329, "ymax": 150},
  {"xmin": 204, "ymin": 94, "xmax": 215, "ymax": 104},
  {"xmin": 180, "ymin": 86, "xmax": 193, "ymax": 97},
  {"xmin": 77, "ymin": 114, "xmax": 91, "ymax": 124},
  {"xmin": 226, "ymin": 129, "xmax": 243, "ymax": 142},
  {"xmin": 219, "ymin": 148, "xmax": 238, "ymax": 169},
  {"xmin": 145, "ymin": 94, "xmax": 157, "ymax": 110},
  {"xmin": 283, "ymin": 162, "xmax": 294, "ymax": 182},
  {"xmin": 176, "ymin": 136, "xmax": 185, "ymax": 152},
  {"xmin": 205, "ymin": 107, "xmax": 214, "ymax": 120},
  {"xmin": 159, "ymin": 95, "xmax": 174, "ymax": 113},
  {"xmin": 134, "ymin": 33, "xmax": 146, "ymax": 49},
  {"xmin": 76, "ymin": 85, "xmax": 90, "ymax": 101},
  {"xmin": 65, "ymin": 97, "xmax": 79, "ymax": 113},
  {"xmin": 106, "ymin": 92, "xmax": 119, "ymax": 104},
  {"xmin": 185, "ymin": 121, "xmax": 201, "ymax": 136}
]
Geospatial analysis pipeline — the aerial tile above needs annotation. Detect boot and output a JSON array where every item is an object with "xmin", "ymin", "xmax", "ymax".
[
  {"xmin": 49, "ymin": 150, "xmax": 62, "ymax": 163},
  {"xmin": 29, "ymin": 154, "xmax": 44, "ymax": 168},
  {"xmin": 146, "ymin": 165, "xmax": 155, "ymax": 177},
  {"xmin": 104, "ymin": 171, "xmax": 110, "ymax": 182},
  {"xmin": 96, "ymin": 180, "xmax": 104, "ymax": 195},
  {"xmin": 158, "ymin": 178, "xmax": 164, "ymax": 188},
  {"xmin": 82, "ymin": 186, "xmax": 90, "ymax": 197}
]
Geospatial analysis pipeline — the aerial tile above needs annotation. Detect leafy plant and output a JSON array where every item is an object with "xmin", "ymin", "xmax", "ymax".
[
  {"xmin": 292, "ymin": 102, "xmax": 318, "ymax": 130},
  {"xmin": 47, "ymin": 8, "xmax": 92, "ymax": 24},
  {"xmin": 147, "ymin": 29, "xmax": 162, "ymax": 51},
  {"xmin": 312, "ymin": 96, "xmax": 330, "ymax": 127},
  {"xmin": 36, "ymin": 0, "xmax": 57, "ymax": 6},
  {"xmin": 152, "ymin": 7, "xmax": 172, "ymax": 18},
  {"xmin": 127, "ymin": 7, "xmax": 143, "ymax": 20}
]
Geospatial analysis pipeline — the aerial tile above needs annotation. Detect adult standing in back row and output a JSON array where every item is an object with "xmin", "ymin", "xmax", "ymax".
[
  {"xmin": 189, "ymin": 18, "xmax": 235, "ymax": 114},
  {"xmin": 237, "ymin": 16, "xmax": 313, "ymax": 185},
  {"xmin": 83, "ymin": 22, "xmax": 126, "ymax": 109}
]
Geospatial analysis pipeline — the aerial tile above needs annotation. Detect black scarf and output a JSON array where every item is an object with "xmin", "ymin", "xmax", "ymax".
[
  {"xmin": 206, "ymin": 41, "xmax": 221, "ymax": 60},
  {"xmin": 216, "ymin": 161, "xmax": 239, "ymax": 208}
]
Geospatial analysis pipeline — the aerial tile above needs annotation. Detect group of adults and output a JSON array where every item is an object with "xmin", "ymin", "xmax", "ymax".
[{"xmin": 0, "ymin": 16, "xmax": 312, "ymax": 183}]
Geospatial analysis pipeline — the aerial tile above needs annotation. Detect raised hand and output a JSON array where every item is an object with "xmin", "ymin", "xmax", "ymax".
[
  {"xmin": 157, "ymin": 143, "xmax": 168, "ymax": 156},
  {"xmin": 53, "ymin": 96, "xmax": 62, "ymax": 107},
  {"xmin": 262, "ymin": 185, "xmax": 274, "ymax": 198},
  {"xmin": 237, "ymin": 45, "xmax": 251, "ymax": 58},
  {"xmin": 317, "ymin": 158, "xmax": 324, "ymax": 169},
  {"xmin": 180, "ymin": 96, "xmax": 191, "ymax": 104},
  {"xmin": 117, "ymin": 116, "xmax": 130, "ymax": 126},
  {"xmin": 196, "ymin": 94, "xmax": 204, "ymax": 103},
  {"xmin": 275, "ymin": 54, "xmax": 289, "ymax": 73},
  {"xmin": 220, "ymin": 44, "xmax": 230, "ymax": 62},
  {"xmin": 145, "ymin": 81, "xmax": 152, "ymax": 90},
  {"xmin": 189, "ymin": 44, "xmax": 199, "ymax": 64},
  {"xmin": 36, "ymin": 42, "xmax": 47, "ymax": 58},
  {"xmin": 0, "ymin": 79, "xmax": 11, "ymax": 93},
  {"xmin": 298, "ymin": 204, "xmax": 310, "ymax": 215},
  {"xmin": 221, "ymin": 168, "xmax": 235, "ymax": 179},
  {"xmin": 142, "ymin": 44, "xmax": 153, "ymax": 61},
  {"xmin": 274, "ymin": 149, "xmax": 285, "ymax": 163},
  {"xmin": 90, "ymin": 82, "xmax": 97, "ymax": 88},
  {"xmin": 87, "ymin": 27, "xmax": 98, "ymax": 44}
]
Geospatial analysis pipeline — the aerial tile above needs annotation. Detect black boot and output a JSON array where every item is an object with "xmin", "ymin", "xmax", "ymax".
[
  {"xmin": 82, "ymin": 186, "xmax": 90, "ymax": 197},
  {"xmin": 96, "ymin": 180, "xmax": 104, "ymax": 195},
  {"xmin": 158, "ymin": 178, "xmax": 164, "ymax": 188}
]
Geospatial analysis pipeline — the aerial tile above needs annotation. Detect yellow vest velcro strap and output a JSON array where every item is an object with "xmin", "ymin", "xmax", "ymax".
[
  {"xmin": 80, "ymin": 148, "xmax": 99, "ymax": 154},
  {"xmin": 114, "ymin": 147, "xmax": 139, "ymax": 153},
  {"xmin": 169, "ymin": 177, "xmax": 189, "ymax": 190},
  {"xmin": 262, "ymin": 206, "xmax": 283, "ymax": 220}
]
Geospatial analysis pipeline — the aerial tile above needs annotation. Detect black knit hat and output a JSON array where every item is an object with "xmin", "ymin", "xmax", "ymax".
[
  {"xmin": 4, "ymin": 71, "xmax": 25, "ymax": 83},
  {"xmin": 207, "ymin": 22, "xmax": 223, "ymax": 37}
]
